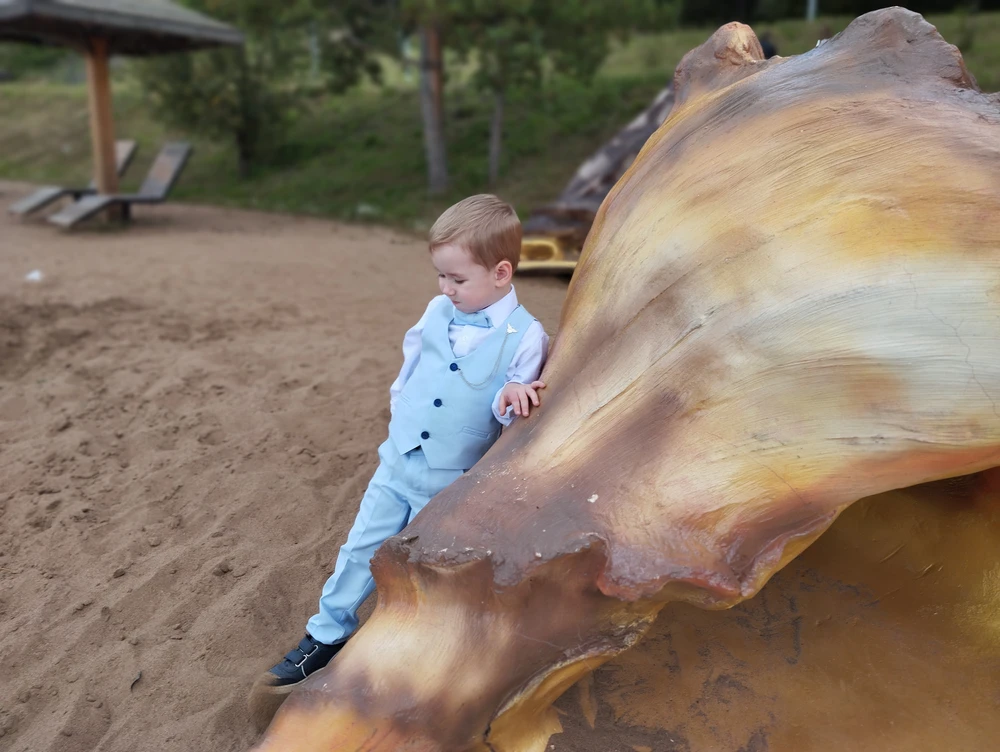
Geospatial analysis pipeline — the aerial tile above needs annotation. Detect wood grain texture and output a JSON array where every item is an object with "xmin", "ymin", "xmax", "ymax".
[{"xmin": 254, "ymin": 9, "xmax": 1000, "ymax": 751}]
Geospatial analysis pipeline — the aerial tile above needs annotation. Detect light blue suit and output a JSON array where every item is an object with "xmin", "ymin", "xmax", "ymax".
[{"xmin": 305, "ymin": 302, "xmax": 534, "ymax": 644}]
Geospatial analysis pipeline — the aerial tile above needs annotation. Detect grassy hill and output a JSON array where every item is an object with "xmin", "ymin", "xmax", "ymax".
[{"xmin": 1, "ymin": 12, "xmax": 997, "ymax": 232}]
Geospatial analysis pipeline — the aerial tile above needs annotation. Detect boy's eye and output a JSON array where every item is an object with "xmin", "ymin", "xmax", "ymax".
[{"xmin": 454, "ymin": 279, "xmax": 466, "ymax": 285}]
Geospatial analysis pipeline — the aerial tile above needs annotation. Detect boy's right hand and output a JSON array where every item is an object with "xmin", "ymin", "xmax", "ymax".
[{"xmin": 499, "ymin": 380, "xmax": 546, "ymax": 418}]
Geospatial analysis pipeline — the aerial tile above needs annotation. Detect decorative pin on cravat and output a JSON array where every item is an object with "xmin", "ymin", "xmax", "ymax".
[{"xmin": 507, "ymin": 323, "xmax": 517, "ymax": 334}]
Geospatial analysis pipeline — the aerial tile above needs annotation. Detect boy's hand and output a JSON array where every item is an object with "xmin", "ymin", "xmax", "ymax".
[{"xmin": 499, "ymin": 380, "xmax": 546, "ymax": 418}]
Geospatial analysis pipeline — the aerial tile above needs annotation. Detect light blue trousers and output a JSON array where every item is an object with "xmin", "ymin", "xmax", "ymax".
[{"xmin": 305, "ymin": 439, "xmax": 463, "ymax": 645}]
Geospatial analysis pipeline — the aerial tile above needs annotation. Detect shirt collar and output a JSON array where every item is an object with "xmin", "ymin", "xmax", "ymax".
[{"xmin": 480, "ymin": 285, "xmax": 518, "ymax": 327}]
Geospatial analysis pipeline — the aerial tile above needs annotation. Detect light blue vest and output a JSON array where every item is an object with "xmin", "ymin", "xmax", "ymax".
[{"xmin": 388, "ymin": 300, "xmax": 534, "ymax": 470}]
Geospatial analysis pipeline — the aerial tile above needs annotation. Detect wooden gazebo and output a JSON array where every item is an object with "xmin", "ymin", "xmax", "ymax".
[{"xmin": 0, "ymin": 0, "xmax": 242, "ymax": 197}]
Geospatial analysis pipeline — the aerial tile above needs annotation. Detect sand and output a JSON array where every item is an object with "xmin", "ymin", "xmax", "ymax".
[
  {"xmin": 4, "ymin": 182, "xmax": 998, "ymax": 752},
  {"xmin": 0, "ymin": 184, "xmax": 574, "ymax": 752}
]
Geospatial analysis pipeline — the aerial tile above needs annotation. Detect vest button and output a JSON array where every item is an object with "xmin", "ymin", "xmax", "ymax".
[
  {"xmin": 449, "ymin": 362, "xmax": 458, "ymax": 371},
  {"xmin": 421, "ymin": 431, "xmax": 430, "ymax": 440},
  {"xmin": 433, "ymin": 399, "xmax": 442, "ymax": 407}
]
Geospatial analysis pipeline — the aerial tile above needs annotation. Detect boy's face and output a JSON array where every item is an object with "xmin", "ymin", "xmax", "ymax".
[{"xmin": 431, "ymin": 243, "xmax": 512, "ymax": 314}]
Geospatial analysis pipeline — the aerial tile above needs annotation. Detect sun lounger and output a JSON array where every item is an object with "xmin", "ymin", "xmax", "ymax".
[
  {"xmin": 48, "ymin": 142, "xmax": 192, "ymax": 229},
  {"xmin": 8, "ymin": 139, "xmax": 138, "ymax": 216}
]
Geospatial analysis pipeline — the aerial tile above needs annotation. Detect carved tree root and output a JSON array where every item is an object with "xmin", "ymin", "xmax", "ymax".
[{"xmin": 253, "ymin": 8, "xmax": 1000, "ymax": 751}]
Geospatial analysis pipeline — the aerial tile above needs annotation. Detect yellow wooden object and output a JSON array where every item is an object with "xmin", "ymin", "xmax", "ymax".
[{"xmin": 518, "ymin": 237, "xmax": 580, "ymax": 275}]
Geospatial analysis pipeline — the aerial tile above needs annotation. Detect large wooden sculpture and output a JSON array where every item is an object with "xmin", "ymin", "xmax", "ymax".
[{"xmin": 253, "ymin": 8, "xmax": 1000, "ymax": 750}]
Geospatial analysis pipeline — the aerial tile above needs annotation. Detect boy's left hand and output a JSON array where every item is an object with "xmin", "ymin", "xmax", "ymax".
[{"xmin": 499, "ymin": 380, "xmax": 546, "ymax": 418}]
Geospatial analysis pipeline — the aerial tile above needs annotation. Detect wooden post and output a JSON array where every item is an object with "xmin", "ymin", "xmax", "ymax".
[{"xmin": 84, "ymin": 37, "xmax": 119, "ymax": 205}]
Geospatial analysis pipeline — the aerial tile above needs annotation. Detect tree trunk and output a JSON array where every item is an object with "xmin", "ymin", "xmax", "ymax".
[
  {"xmin": 237, "ymin": 139, "xmax": 253, "ymax": 179},
  {"xmin": 236, "ymin": 50, "xmax": 255, "ymax": 179},
  {"xmin": 419, "ymin": 24, "xmax": 448, "ymax": 196},
  {"xmin": 308, "ymin": 22, "xmax": 320, "ymax": 80},
  {"xmin": 488, "ymin": 89, "xmax": 504, "ymax": 187}
]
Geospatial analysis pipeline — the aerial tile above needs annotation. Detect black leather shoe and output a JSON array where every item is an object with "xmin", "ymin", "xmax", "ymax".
[{"xmin": 249, "ymin": 634, "xmax": 346, "ymax": 730}]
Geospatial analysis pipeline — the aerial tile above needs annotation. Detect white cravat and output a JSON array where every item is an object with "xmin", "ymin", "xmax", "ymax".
[{"xmin": 390, "ymin": 287, "xmax": 549, "ymax": 425}]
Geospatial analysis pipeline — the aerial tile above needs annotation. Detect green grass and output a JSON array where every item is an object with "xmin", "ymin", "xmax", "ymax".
[
  {"xmin": 1, "ymin": 12, "xmax": 998, "ymax": 231},
  {"xmin": 0, "ymin": 73, "xmax": 666, "ymax": 230}
]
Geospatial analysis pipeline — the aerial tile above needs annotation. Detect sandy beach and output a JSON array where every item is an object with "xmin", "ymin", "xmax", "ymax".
[
  {"xmin": 3, "ymin": 181, "xmax": 999, "ymax": 752},
  {"xmin": 0, "ymin": 185, "xmax": 571, "ymax": 751}
]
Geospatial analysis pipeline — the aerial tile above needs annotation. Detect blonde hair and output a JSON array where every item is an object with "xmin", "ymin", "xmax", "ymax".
[{"xmin": 429, "ymin": 194, "xmax": 522, "ymax": 270}]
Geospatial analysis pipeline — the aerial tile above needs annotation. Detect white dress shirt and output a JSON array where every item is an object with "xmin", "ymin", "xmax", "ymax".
[{"xmin": 389, "ymin": 286, "xmax": 549, "ymax": 425}]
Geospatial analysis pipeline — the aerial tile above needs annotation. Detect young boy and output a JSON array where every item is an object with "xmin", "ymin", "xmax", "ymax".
[{"xmin": 253, "ymin": 194, "xmax": 549, "ymax": 699}]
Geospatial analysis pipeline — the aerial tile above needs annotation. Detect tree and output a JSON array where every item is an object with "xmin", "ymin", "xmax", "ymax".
[
  {"xmin": 136, "ymin": 0, "xmax": 394, "ymax": 177},
  {"xmin": 400, "ymin": 2, "xmax": 451, "ymax": 195},
  {"xmin": 419, "ymin": 23, "xmax": 450, "ymax": 195},
  {"xmin": 0, "ymin": 43, "xmax": 69, "ymax": 80},
  {"xmin": 446, "ymin": 0, "xmax": 677, "ymax": 186},
  {"xmin": 449, "ymin": 1, "xmax": 542, "ymax": 187}
]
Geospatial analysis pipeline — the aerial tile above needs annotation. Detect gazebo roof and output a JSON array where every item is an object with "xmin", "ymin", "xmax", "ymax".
[{"xmin": 0, "ymin": 0, "xmax": 243, "ymax": 55}]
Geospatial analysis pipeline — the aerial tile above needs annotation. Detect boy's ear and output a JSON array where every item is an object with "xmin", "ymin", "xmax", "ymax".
[{"xmin": 495, "ymin": 260, "xmax": 513, "ymax": 285}]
